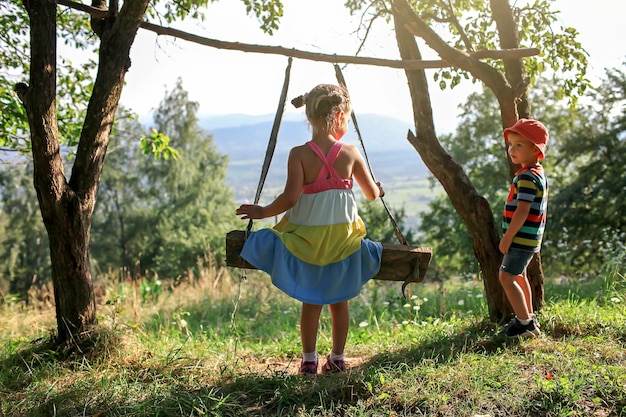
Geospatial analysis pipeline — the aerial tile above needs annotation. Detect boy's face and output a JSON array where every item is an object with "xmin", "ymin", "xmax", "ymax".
[{"xmin": 507, "ymin": 132, "xmax": 540, "ymax": 166}]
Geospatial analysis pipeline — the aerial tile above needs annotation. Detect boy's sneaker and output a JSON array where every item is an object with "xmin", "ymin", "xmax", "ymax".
[
  {"xmin": 501, "ymin": 317, "xmax": 517, "ymax": 331},
  {"xmin": 505, "ymin": 317, "xmax": 541, "ymax": 338},
  {"xmin": 532, "ymin": 315, "xmax": 541, "ymax": 329},
  {"xmin": 500, "ymin": 315, "xmax": 540, "ymax": 333},
  {"xmin": 321, "ymin": 355, "xmax": 346, "ymax": 374},
  {"xmin": 298, "ymin": 360, "xmax": 318, "ymax": 376}
]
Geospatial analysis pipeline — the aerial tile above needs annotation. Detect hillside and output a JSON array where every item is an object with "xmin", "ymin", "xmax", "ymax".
[{"xmin": 200, "ymin": 113, "xmax": 440, "ymax": 227}]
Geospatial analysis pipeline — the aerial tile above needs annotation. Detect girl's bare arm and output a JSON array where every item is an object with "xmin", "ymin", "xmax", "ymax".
[
  {"xmin": 350, "ymin": 146, "xmax": 382, "ymax": 201},
  {"xmin": 236, "ymin": 148, "xmax": 304, "ymax": 219}
]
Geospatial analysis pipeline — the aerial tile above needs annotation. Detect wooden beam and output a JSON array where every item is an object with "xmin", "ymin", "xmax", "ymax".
[{"xmin": 57, "ymin": 0, "xmax": 539, "ymax": 70}]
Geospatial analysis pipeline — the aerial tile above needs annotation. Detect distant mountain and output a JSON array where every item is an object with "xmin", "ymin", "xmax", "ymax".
[
  {"xmin": 201, "ymin": 113, "xmax": 430, "ymax": 192},
  {"xmin": 201, "ymin": 113, "xmax": 421, "ymax": 157}
]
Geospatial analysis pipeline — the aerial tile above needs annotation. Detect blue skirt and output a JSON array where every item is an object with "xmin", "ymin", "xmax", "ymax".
[{"xmin": 241, "ymin": 229, "xmax": 382, "ymax": 304}]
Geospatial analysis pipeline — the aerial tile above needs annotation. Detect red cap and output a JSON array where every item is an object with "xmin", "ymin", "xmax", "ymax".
[{"xmin": 504, "ymin": 118, "xmax": 549, "ymax": 159}]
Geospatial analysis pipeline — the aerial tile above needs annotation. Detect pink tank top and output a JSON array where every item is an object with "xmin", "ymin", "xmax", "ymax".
[{"xmin": 302, "ymin": 141, "xmax": 353, "ymax": 194}]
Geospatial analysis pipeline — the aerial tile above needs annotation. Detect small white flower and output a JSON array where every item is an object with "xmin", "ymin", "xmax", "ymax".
[
  {"xmin": 423, "ymin": 297, "xmax": 428, "ymax": 302},
  {"xmin": 180, "ymin": 319, "xmax": 188, "ymax": 328},
  {"xmin": 383, "ymin": 301, "xmax": 390, "ymax": 306},
  {"xmin": 359, "ymin": 321, "xmax": 369, "ymax": 328},
  {"xmin": 403, "ymin": 303, "xmax": 411, "ymax": 309},
  {"xmin": 610, "ymin": 297, "xmax": 621, "ymax": 303},
  {"xmin": 475, "ymin": 293, "xmax": 484, "ymax": 298},
  {"xmin": 413, "ymin": 305, "xmax": 420, "ymax": 311},
  {"xmin": 457, "ymin": 299, "xmax": 465, "ymax": 306},
  {"xmin": 402, "ymin": 320, "xmax": 409, "ymax": 325},
  {"xmin": 411, "ymin": 295, "xmax": 418, "ymax": 300}
]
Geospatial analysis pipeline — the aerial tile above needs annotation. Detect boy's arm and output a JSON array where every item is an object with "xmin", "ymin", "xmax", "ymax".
[{"xmin": 499, "ymin": 200, "xmax": 532, "ymax": 254}]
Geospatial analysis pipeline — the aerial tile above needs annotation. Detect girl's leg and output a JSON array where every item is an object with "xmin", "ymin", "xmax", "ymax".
[
  {"xmin": 300, "ymin": 302, "xmax": 323, "ymax": 355},
  {"xmin": 328, "ymin": 301, "xmax": 349, "ymax": 355}
]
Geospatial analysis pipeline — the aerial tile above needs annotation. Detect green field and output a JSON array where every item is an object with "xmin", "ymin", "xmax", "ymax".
[{"xmin": 2, "ymin": 261, "xmax": 624, "ymax": 416}]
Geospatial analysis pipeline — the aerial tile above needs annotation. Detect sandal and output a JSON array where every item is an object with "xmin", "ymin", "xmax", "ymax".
[
  {"xmin": 321, "ymin": 355, "xmax": 346, "ymax": 374},
  {"xmin": 298, "ymin": 360, "xmax": 318, "ymax": 376}
]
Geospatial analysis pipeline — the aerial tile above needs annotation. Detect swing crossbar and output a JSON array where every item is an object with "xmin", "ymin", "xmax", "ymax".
[{"xmin": 225, "ymin": 230, "xmax": 433, "ymax": 283}]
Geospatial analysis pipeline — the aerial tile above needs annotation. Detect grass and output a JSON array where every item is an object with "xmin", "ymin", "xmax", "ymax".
[{"xmin": 1, "ymin": 264, "xmax": 625, "ymax": 416}]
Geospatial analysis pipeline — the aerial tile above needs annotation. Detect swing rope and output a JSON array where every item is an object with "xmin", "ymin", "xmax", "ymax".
[
  {"xmin": 333, "ymin": 63, "xmax": 409, "ymax": 247},
  {"xmin": 246, "ymin": 56, "xmax": 293, "ymax": 235}
]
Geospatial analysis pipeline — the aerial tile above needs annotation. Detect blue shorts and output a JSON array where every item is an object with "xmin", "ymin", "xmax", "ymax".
[{"xmin": 500, "ymin": 248, "xmax": 535, "ymax": 276}]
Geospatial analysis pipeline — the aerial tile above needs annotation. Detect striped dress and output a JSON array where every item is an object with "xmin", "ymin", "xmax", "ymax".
[
  {"xmin": 502, "ymin": 164, "xmax": 548, "ymax": 252},
  {"xmin": 240, "ymin": 140, "xmax": 382, "ymax": 304}
]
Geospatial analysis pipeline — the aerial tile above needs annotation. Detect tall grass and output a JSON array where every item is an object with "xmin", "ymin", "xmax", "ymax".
[{"xmin": 1, "ymin": 259, "xmax": 624, "ymax": 416}]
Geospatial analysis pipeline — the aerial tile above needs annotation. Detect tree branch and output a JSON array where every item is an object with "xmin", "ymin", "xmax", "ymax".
[
  {"xmin": 392, "ymin": 0, "xmax": 512, "ymax": 96},
  {"xmin": 56, "ymin": 0, "xmax": 538, "ymax": 70},
  {"xmin": 68, "ymin": 0, "xmax": 150, "ymax": 194},
  {"xmin": 442, "ymin": 0, "xmax": 474, "ymax": 52}
]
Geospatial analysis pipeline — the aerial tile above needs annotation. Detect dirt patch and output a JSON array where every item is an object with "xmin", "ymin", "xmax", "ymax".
[{"xmin": 246, "ymin": 355, "xmax": 370, "ymax": 376}]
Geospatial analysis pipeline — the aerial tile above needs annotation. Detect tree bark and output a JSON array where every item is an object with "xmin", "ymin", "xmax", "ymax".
[
  {"xmin": 490, "ymin": 0, "xmax": 544, "ymax": 312},
  {"xmin": 18, "ymin": 0, "xmax": 149, "ymax": 344},
  {"xmin": 391, "ymin": 6, "xmax": 507, "ymax": 322},
  {"xmin": 391, "ymin": 0, "xmax": 546, "ymax": 321}
]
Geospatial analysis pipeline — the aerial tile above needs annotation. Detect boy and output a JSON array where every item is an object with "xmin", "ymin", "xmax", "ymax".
[{"xmin": 499, "ymin": 118, "xmax": 549, "ymax": 338}]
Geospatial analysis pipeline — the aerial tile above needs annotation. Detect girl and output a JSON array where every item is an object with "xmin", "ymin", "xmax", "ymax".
[{"xmin": 236, "ymin": 84, "xmax": 384, "ymax": 375}]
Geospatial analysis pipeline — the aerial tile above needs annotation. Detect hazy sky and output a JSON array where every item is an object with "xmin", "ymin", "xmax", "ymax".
[{"xmin": 119, "ymin": 0, "xmax": 626, "ymax": 133}]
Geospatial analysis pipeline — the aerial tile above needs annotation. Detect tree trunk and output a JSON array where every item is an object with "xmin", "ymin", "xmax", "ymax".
[
  {"xmin": 46, "ymin": 195, "xmax": 97, "ymax": 342},
  {"xmin": 391, "ymin": 10, "xmax": 510, "ymax": 322},
  {"xmin": 18, "ymin": 0, "xmax": 149, "ymax": 344},
  {"xmin": 16, "ymin": 0, "xmax": 95, "ymax": 343},
  {"xmin": 490, "ymin": 0, "xmax": 545, "ymax": 312},
  {"xmin": 392, "ymin": 0, "xmax": 546, "ymax": 320}
]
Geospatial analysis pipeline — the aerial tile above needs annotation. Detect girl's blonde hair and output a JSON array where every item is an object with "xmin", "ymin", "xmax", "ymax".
[{"xmin": 292, "ymin": 84, "xmax": 351, "ymax": 133}]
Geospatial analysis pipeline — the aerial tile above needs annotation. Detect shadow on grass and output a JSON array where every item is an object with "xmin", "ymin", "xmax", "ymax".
[
  {"xmin": 3, "ymin": 295, "xmax": 625, "ymax": 416},
  {"xmin": 363, "ymin": 318, "xmax": 515, "ymax": 368},
  {"xmin": 0, "ymin": 318, "xmax": 526, "ymax": 417},
  {"xmin": 1, "ymin": 338, "xmax": 368, "ymax": 416},
  {"xmin": 3, "ymin": 322, "xmax": 626, "ymax": 417}
]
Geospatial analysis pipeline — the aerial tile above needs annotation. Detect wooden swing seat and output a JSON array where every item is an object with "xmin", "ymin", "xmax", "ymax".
[{"xmin": 226, "ymin": 230, "xmax": 432, "ymax": 283}]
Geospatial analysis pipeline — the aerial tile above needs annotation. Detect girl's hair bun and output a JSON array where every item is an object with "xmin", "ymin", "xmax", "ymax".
[{"xmin": 291, "ymin": 94, "xmax": 307, "ymax": 108}]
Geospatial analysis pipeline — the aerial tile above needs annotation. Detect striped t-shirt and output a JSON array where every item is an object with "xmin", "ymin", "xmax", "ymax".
[{"xmin": 502, "ymin": 164, "xmax": 548, "ymax": 252}]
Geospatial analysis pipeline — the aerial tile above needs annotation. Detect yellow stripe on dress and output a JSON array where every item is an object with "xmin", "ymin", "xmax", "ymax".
[{"xmin": 271, "ymin": 217, "xmax": 366, "ymax": 265}]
